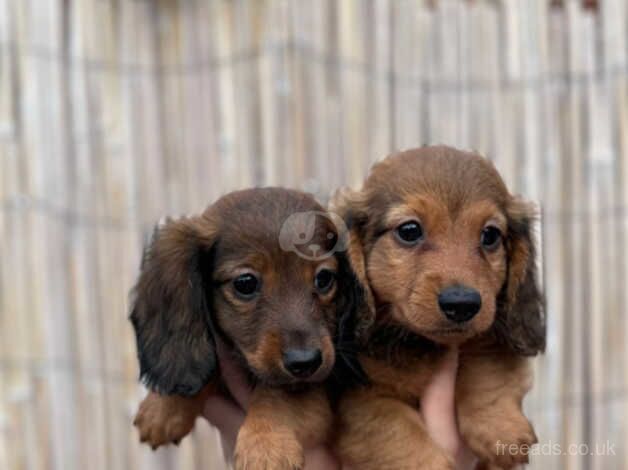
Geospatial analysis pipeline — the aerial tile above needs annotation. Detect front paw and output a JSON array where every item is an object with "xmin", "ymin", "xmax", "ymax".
[
  {"xmin": 461, "ymin": 412, "xmax": 537, "ymax": 469},
  {"xmin": 133, "ymin": 393, "xmax": 197, "ymax": 449},
  {"xmin": 234, "ymin": 425, "xmax": 304, "ymax": 470}
]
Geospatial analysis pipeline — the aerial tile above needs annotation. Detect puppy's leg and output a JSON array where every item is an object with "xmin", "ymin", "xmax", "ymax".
[
  {"xmin": 456, "ymin": 353, "xmax": 537, "ymax": 469},
  {"xmin": 337, "ymin": 390, "xmax": 454, "ymax": 470},
  {"xmin": 234, "ymin": 387, "xmax": 331, "ymax": 470},
  {"xmin": 134, "ymin": 383, "xmax": 215, "ymax": 449}
]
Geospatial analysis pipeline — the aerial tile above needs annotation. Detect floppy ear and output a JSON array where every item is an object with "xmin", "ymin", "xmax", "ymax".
[
  {"xmin": 130, "ymin": 216, "xmax": 217, "ymax": 396},
  {"xmin": 494, "ymin": 199, "xmax": 545, "ymax": 356},
  {"xmin": 330, "ymin": 190, "xmax": 376, "ymax": 343}
]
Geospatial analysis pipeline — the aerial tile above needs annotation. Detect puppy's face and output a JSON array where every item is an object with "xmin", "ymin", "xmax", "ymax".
[
  {"xmin": 340, "ymin": 146, "xmax": 544, "ymax": 353},
  {"xmin": 367, "ymin": 195, "xmax": 507, "ymax": 344},
  {"xmin": 130, "ymin": 188, "xmax": 362, "ymax": 396},
  {"xmin": 210, "ymin": 211, "xmax": 340, "ymax": 385}
]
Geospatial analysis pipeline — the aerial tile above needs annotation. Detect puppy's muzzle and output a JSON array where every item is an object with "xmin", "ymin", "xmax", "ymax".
[
  {"xmin": 438, "ymin": 285, "xmax": 482, "ymax": 323},
  {"xmin": 282, "ymin": 348, "xmax": 322, "ymax": 379}
]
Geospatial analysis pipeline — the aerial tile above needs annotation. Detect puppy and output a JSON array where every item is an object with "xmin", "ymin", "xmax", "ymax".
[
  {"xmin": 130, "ymin": 188, "xmax": 366, "ymax": 470},
  {"xmin": 333, "ymin": 146, "xmax": 545, "ymax": 469}
]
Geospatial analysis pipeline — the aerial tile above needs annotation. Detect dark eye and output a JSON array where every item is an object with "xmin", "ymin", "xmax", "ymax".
[
  {"xmin": 233, "ymin": 273, "xmax": 259, "ymax": 299},
  {"xmin": 395, "ymin": 221, "xmax": 424, "ymax": 245},
  {"xmin": 481, "ymin": 226, "xmax": 502, "ymax": 251},
  {"xmin": 314, "ymin": 269, "xmax": 336, "ymax": 294}
]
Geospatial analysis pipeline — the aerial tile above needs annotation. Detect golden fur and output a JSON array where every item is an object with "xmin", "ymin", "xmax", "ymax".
[{"xmin": 333, "ymin": 146, "xmax": 545, "ymax": 469}]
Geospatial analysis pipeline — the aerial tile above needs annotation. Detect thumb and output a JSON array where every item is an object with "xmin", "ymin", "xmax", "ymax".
[{"xmin": 422, "ymin": 347, "xmax": 478, "ymax": 469}]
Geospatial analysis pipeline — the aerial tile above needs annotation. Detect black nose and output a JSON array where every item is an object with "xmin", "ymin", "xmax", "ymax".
[
  {"xmin": 438, "ymin": 286, "xmax": 482, "ymax": 323},
  {"xmin": 282, "ymin": 349, "xmax": 322, "ymax": 378}
]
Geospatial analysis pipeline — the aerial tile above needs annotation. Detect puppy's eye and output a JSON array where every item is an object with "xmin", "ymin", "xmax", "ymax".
[
  {"xmin": 314, "ymin": 269, "xmax": 336, "ymax": 294},
  {"xmin": 395, "ymin": 221, "xmax": 424, "ymax": 245},
  {"xmin": 481, "ymin": 226, "xmax": 502, "ymax": 251},
  {"xmin": 232, "ymin": 273, "xmax": 259, "ymax": 299}
]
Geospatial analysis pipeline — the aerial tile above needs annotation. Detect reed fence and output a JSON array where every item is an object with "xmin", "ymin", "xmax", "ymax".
[{"xmin": 1, "ymin": 0, "xmax": 627, "ymax": 469}]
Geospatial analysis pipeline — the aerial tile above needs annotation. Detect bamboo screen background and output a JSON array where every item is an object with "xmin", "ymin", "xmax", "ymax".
[{"xmin": 1, "ymin": 0, "xmax": 627, "ymax": 469}]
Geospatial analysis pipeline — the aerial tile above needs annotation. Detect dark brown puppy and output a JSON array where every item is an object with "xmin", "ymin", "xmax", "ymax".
[
  {"xmin": 333, "ymin": 146, "xmax": 545, "ymax": 469},
  {"xmin": 130, "ymin": 188, "xmax": 365, "ymax": 470}
]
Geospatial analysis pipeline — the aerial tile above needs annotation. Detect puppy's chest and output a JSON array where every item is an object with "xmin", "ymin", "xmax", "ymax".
[{"xmin": 358, "ymin": 344, "xmax": 447, "ymax": 406}]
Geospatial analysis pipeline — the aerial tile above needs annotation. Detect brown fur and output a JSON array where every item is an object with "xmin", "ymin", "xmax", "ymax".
[
  {"xmin": 333, "ymin": 146, "xmax": 545, "ymax": 469},
  {"xmin": 134, "ymin": 383, "xmax": 216, "ymax": 448},
  {"xmin": 129, "ymin": 188, "xmax": 364, "ymax": 470},
  {"xmin": 235, "ymin": 388, "xmax": 333, "ymax": 469}
]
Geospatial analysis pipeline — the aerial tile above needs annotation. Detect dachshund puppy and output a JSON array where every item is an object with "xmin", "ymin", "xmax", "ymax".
[
  {"xmin": 333, "ymin": 146, "xmax": 545, "ymax": 469},
  {"xmin": 130, "ymin": 188, "xmax": 365, "ymax": 470}
]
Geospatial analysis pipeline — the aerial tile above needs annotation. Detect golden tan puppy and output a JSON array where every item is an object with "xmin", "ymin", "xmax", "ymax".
[{"xmin": 333, "ymin": 146, "xmax": 545, "ymax": 469}]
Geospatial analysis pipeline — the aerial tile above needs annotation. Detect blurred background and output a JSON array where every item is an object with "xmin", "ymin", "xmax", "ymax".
[{"xmin": 1, "ymin": 0, "xmax": 626, "ymax": 469}]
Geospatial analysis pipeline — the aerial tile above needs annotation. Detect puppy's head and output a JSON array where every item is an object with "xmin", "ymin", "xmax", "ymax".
[
  {"xmin": 130, "ymin": 188, "xmax": 363, "ymax": 395},
  {"xmin": 337, "ymin": 146, "xmax": 544, "ymax": 355}
]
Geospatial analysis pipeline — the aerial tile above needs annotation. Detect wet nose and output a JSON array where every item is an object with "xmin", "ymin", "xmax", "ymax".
[
  {"xmin": 282, "ymin": 349, "xmax": 322, "ymax": 378},
  {"xmin": 438, "ymin": 285, "xmax": 482, "ymax": 323}
]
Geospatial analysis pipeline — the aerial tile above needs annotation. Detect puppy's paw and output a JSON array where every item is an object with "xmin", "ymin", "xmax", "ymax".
[
  {"xmin": 133, "ymin": 393, "xmax": 197, "ymax": 449},
  {"xmin": 461, "ymin": 410, "xmax": 536, "ymax": 469},
  {"xmin": 234, "ymin": 424, "xmax": 304, "ymax": 470}
]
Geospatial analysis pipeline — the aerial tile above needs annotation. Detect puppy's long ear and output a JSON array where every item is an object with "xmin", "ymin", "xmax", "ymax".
[
  {"xmin": 331, "ymin": 189, "xmax": 376, "ymax": 343},
  {"xmin": 130, "ymin": 216, "xmax": 217, "ymax": 396},
  {"xmin": 494, "ymin": 199, "xmax": 545, "ymax": 356}
]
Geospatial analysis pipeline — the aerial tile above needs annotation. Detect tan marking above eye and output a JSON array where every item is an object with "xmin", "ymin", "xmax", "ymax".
[
  {"xmin": 456, "ymin": 200, "xmax": 505, "ymax": 229},
  {"xmin": 384, "ymin": 204, "xmax": 429, "ymax": 230},
  {"xmin": 214, "ymin": 263, "xmax": 261, "ymax": 282},
  {"xmin": 482, "ymin": 213, "xmax": 507, "ymax": 232},
  {"xmin": 314, "ymin": 257, "xmax": 338, "ymax": 272}
]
